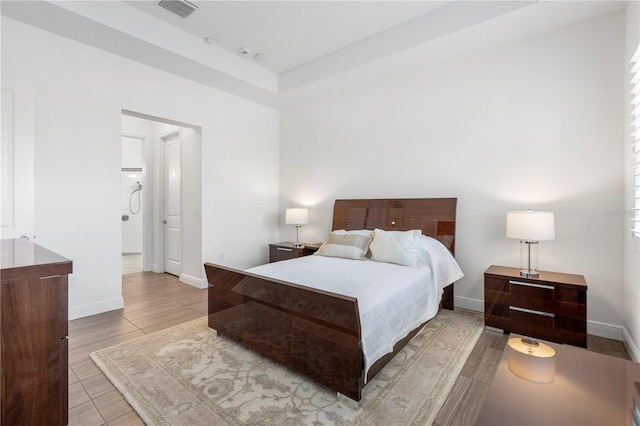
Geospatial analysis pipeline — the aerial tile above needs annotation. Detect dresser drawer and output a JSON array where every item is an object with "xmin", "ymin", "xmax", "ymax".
[{"xmin": 484, "ymin": 265, "xmax": 587, "ymax": 348}]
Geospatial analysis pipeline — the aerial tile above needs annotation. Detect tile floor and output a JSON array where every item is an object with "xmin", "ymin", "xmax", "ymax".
[
  {"xmin": 68, "ymin": 273, "xmax": 633, "ymax": 425},
  {"xmin": 68, "ymin": 272, "xmax": 207, "ymax": 425}
]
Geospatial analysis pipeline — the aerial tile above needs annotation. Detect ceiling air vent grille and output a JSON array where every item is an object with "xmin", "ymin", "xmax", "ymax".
[{"xmin": 157, "ymin": 0, "xmax": 198, "ymax": 18}]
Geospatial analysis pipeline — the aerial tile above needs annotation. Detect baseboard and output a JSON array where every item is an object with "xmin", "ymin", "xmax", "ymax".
[
  {"xmin": 69, "ymin": 297, "xmax": 124, "ymax": 320},
  {"xmin": 454, "ymin": 295, "xmax": 483, "ymax": 312},
  {"xmin": 586, "ymin": 319, "xmax": 625, "ymax": 341},
  {"xmin": 623, "ymin": 327, "xmax": 640, "ymax": 362},
  {"xmin": 180, "ymin": 273, "xmax": 207, "ymax": 289}
]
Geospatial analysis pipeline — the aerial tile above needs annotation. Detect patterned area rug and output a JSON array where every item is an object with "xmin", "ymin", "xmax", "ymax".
[{"xmin": 91, "ymin": 309, "xmax": 483, "ymax": 425}]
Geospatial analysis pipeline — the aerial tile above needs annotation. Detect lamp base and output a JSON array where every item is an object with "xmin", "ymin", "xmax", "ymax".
[
  {"xmin": 520, "ymin": 270, "xmax": 539, "ymax": 278},
  {"xmin": 292, "ymin": 243, "xmax": 304, "ymax": 248}
]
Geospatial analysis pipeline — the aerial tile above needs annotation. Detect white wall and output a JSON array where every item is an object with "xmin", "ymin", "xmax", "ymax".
[
  {"xmin": 1, "ymin": 85, "xmax": 35, "ymax": 240},
  {"xmin": 280, "ymin": 13, "xmax": 625, "ymax": 336},
  {"xmin": 624, "ymin": 1, "xmax": 640, "ymax": 360},
  {"xmin": 179, "ymin": 126, "xmax": 203, "ymax": 286},
  {"xmin": 2, "ymin": 17, "xmax": 280, "ymax": 319}
]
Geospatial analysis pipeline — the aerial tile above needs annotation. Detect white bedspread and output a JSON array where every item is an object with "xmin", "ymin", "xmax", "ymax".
[{"xmin": 247, "ymin": 255, "xmax": 444, "ymax": 380}]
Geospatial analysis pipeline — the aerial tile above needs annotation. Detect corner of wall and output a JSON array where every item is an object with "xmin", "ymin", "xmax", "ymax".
[
  {"xmin": 179, "ymin": 273, "xmax": 207, "ymax": 289},
  {"xmin": 624, "ymin": 327, "xmax": 640, "ymax": 362}
]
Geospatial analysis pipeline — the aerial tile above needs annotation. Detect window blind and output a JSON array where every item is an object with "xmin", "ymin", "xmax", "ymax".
[{"xmin": 632, "ymin": 45, "xmax": 640, "ymax": 235}]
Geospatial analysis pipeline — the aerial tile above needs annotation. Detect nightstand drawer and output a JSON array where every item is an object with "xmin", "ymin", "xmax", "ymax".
[
  {"xmin": 509, "ymin": 279, "xmax": 554, "ymax": 301},
  {"xmin": 269, "ymin": 245, "xmax": 301, "ymax": 262},
  {"xmin": 484, "ymin": 265, "xmax": 587, "ymax": 348},
  {"xmin": 268, "ymin": 242, "xmax": 322, "ymax": 263},
  {"xmin": 509, "ymin": 306, "xmax": 555, "ymax": 328}
]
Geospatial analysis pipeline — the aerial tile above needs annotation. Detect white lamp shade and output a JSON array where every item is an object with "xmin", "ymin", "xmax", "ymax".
[
  {"xmin": 506, "ymin": 210, "xmax": 555, "ymax": 241},
  {"xmin": 285, "ymin": 208, "xmax": 308, "ymax": 225},
  {"xmin": 507, "ymin": 337, "xmax": 556, "ymax": 383}
]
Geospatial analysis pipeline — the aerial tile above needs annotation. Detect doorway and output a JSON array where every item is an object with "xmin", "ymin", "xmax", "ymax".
[
  {"xmin": 120, "ymin": 111, "xmax": 202, "ymax": 286},
  {"xmin": 121, "ymin": 134, "xmax": 145, "ymax": 274},
  {"xmin": 162, "ymin": 130, "xmax": 182, "ymax": 276}
]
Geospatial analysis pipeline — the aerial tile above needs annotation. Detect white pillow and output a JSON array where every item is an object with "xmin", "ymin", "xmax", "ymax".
[
  {"xmin": 316, "ymin": 229, "xmax": 374, "ymax": 260},
  {"xmin": 417, "ymin": 235, "xmax": 464, "ymax": 288},
  {"xmin": 369, "ymin": 228, "xmax": 421, "ymax": 267}
]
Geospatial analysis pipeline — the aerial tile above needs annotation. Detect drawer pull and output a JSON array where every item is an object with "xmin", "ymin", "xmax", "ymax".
[
  {"xmin": 509, "ymin": 306, "xmax": 555, "ymax": 318},
  {"xmin": 276, "ymin": 247, "xmax": 293, "ymax": 252},
  {"xmin": 509, "ymin": 280, "xmax": 554, "ymax": 290}
]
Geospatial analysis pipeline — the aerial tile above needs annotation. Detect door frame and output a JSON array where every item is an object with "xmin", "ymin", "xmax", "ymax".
[{"xmin": 160, "ymin": 129, "xmax": 182, "ymax": 276}]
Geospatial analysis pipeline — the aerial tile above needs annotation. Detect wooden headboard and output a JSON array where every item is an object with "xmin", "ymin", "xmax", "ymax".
[{"xmin": 331, "ymin": 198, "xmax": 457, "ymax": 255}]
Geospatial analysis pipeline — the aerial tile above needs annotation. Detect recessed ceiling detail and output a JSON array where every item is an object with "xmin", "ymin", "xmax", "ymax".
[{"xmin": 0, "ymin": 0, "xmax": 627, "ymax": 109}]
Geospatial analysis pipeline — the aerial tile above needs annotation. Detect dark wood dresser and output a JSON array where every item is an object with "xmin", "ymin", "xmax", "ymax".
[
  {"xmin": 484, "ymin": 265, "xmax": 587, "ymax": 347},
  {"xmin": 1, "ymin": 239, "xmax": 72, "ymax": 425}
]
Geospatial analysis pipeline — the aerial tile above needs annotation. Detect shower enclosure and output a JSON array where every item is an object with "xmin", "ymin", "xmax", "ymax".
[{"xmin": 121, "ymin": 135, "xmax": 144, "ymax": 272}]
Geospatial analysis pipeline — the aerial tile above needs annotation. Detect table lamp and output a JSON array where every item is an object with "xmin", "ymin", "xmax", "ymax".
[
  {"xmin": 285, "ymin": 208, "xmax": 308, "ymax": 248},
  {"xmin": 507, "ymin": 337, "xmax": 556, "ymax": 383},
  {"xmin": 506, "ymin": 210, "xmax": 555, "ymax": 278}
]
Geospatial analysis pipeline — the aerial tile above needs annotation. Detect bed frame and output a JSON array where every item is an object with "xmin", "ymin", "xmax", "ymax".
[{"xmin": 204, "ymin": 198, "xmax": 457, "ymax": 401}]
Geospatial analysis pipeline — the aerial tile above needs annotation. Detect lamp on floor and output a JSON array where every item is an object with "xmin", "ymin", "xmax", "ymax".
[
  {"xmin": 285, "ymin": 208, "xmax": 308, "ymax": 248},
  {"xmin": 506, "ymin": 210, "xmax": 555, "ymax": 278}
]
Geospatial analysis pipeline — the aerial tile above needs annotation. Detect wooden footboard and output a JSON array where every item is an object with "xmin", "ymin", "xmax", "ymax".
[
  {"xmin": 205, "ymin": 197, "xmax": 458, "ymax": 401},
  {"xmin": 204, "ymin": 262, "xmax": 366, "ymax": 401}
]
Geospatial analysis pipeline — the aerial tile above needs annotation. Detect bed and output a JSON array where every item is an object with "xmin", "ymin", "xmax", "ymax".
[{"xmin": 204, "ymin": 198, "xmax": 460, "ymax": 402}]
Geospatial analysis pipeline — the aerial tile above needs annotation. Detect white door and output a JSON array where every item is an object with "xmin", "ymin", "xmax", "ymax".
[{"xmin": 164, "ymin": 132, "xmax": 182, "ymax": 276}]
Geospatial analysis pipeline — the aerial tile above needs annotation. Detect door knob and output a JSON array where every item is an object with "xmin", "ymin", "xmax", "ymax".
[{"xmin": 122, "ymin": 214, "xmax": 130, "ymax": 222}]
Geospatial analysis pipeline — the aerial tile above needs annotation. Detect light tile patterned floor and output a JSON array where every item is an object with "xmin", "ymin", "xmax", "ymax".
[
  {"xmin": 68, "ymin": 272, "xmax": 207, "ymax": 425},
  {"xmin": 68, "ymin": 274, "xmax": 633, "ymax": 425}
]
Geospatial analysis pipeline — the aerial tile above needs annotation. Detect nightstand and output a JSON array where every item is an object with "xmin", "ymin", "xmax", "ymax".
[
  {"xmin": 268, "ymin": 242, "xmax": 322, "ymax": 263},
  {"xmin": 484, "ymin": 265, "xmax": 588, "ymax": 347}
]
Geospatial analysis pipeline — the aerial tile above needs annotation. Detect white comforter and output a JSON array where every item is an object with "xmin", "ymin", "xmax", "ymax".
[{"xmin": 247, "ymin": 252, "xmax": 461, "ymax": 380}]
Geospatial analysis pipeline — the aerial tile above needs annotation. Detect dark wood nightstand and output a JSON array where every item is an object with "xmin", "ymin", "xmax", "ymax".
[
  {"xmin": 484, "ymin": 265, "xmax": 588, "ymax": 347},
  {"xmin": 268, "ymin": 242, "xmax": 322, "ymax": 263}
]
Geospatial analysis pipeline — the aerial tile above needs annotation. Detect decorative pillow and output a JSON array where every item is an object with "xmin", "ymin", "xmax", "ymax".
[
  {"xmin": 315, "ymin": 229, "xmax": 374, "ymax": 260},
  {"xmin": 369, "ymin": 228, "xmax": 421, "ymax": 267}
]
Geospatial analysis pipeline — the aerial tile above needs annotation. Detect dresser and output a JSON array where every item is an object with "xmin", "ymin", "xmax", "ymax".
[
  {"xmin": 1, "ymin": 239, "xmax": 72, "ymax": 425},
  {"xmin": 268, "ymin": 242, "xmax": 322, "ymax": 263},
  {"xmin": 484, "ymin": 265, "xmax": 587, "ymax": 347}
]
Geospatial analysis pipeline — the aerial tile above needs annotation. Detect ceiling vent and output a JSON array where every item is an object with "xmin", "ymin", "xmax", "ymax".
[{"xmin": 157, "ymin": 0, "xmax": 198, "ymax": 18}]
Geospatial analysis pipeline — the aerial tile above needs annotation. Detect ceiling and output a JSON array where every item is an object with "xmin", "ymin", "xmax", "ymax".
[
  {"xmin": 1, "ymin": 1, "xmax": 628, "ymax": 109},
  {"xmin": 126, "ymin": 1, "xmax": 449, "ymax": 74}
]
